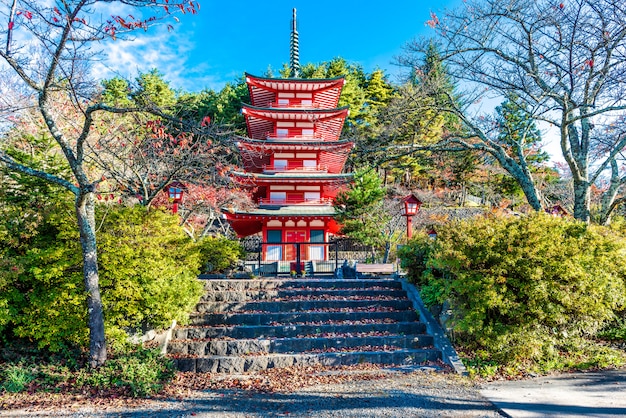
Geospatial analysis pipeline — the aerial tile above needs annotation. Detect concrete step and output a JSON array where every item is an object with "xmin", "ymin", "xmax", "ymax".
[
  {"xmin": 201, "ymin": 288, "xmax": 407, "ymax": 302},
  {"xmin": 168, "ymin": 276, "xmax": 444, "ymax": 373},
  {"xmin": 174, "ymin": 321, "xmax": 427, "ymax": 340},
  {"xmin": 168, "ymin": 334, "xmax": 435, "ymax": 356},
  {"xmin": 201, "ymin": 278, "xmax": 402, "ymax": 292},
  {"xmin": 173, "ymin": 349, "xmax": 441, "ymax": 373},
  {"xmin": 189, "ymin": 309, "xmax": 418, "ymax": 326},
  {"xmin": 194, "ymin": 299, "xmax": 412, "ymax": 313}
]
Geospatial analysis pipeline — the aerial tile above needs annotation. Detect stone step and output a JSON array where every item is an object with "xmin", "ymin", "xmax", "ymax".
[
  {"xmin": 168, "ymin": 334, "xmax": 434, "ymax": 356},
  {"xmin": 173, "ymin": 349, "xmax": 441, "ymax": 373},
  {"xmin": 201, "ymin": 278, "xmax": 403, "ymax": 292},
  {"xmin": 174, "ymin": 321, "xmax": 427, "ymax": 340},
  {"xmin": 202, "ymin": 288, "xmax": 407, "ymax": 302},
  {"xmin": 189, "ymin": 309, "xmax": 418, "ymax": 326},
  {"xmin": 194, "ymin": 299, "xmax": 412, "ymax": 313}
]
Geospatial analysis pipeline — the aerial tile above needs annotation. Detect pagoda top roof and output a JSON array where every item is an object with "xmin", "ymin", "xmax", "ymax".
[{"xmin": 245, "ymin": 73, "xmax": 346, "ymax": 91}]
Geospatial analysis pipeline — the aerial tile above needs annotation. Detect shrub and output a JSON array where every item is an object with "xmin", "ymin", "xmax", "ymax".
[
  {"xmin": 0, "ymin": 363, "xmax": 37, "ymax": 393},
  {"xmin": 406, "ymin": 212, "xmax": 626, "ymax": 368},
  {"xmin": 196, "ymin": 236, "xmax": 244, "ymax": 273},
  {"xmin": 0, "ymin": 203, "xmax": 204, "ymax": 351},
  {"xmin": 398, "ymin": 233, "xmax": 435, "ymax": 286},
  {"xmin": 76, "ymin": 347, "xmax": 175, "ymax": 397},
  {"xmin": 98, "ymin": 206, "xmax": 204, "ymax": 335}
]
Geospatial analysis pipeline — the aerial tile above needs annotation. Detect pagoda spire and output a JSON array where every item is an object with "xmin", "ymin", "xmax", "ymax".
[{"xmin": 289, "ymin": 8, "xmax": 300, "ymax": 78}]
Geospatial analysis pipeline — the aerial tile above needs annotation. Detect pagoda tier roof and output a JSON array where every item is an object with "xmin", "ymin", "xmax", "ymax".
[
  {"xmin": 242, "ymin": 105, "xmax": 348, "ymax": 141},
  {"xmin": 231, "ymin": 171, "xmax": 353, "ymax": 186},
  {"xmin": 235, "ymin": 136, "xmax": 354, "ymax": 151},
  {"xmin": 222, "ymin": 206, "xmax": 337, "ymax": 237},
  {"xmin": 235, "ymin": 137, "xmax": 354, "ymax": 174},
  {"xmin": 245, "ymin": 73, "xmax": 345, "ymax": 108}
]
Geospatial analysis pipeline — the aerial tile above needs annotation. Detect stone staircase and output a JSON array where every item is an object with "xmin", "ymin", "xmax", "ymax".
[{"xmin": 168, "ymin": 277, "xmax": 442, "ymax": 373}]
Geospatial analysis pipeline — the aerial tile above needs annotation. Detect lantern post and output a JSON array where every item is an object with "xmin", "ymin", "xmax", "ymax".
[
  {"xmin": 168, "ymin": 182, "xmax": 185, "ymax": 214},
  {"xmin": 402, "ymin": 194, "xmax": 422, "ymax": 239}
]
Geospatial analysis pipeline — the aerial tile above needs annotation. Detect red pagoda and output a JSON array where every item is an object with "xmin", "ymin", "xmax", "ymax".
[{"xmin": 223, "ymin": 9, "xmax": 354, "ymax": 269}]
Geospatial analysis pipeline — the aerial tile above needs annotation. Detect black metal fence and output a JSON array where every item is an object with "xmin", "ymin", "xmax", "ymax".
[{"xmin": 241, "ymin": 237, "xmax": 372, "ymax": 277}]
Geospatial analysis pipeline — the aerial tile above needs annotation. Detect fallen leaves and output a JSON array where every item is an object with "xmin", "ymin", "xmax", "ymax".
[{"xmin": 167, "ymin": 363, "xmax": 392, "ymax": 394}]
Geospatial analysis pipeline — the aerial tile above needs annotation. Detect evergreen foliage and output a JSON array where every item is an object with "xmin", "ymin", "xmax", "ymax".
[
  {"xmin": 0, "ymin": 198, "xmax": 206, "ymax": 350},
  {"xmin": 334, "ymin": 167, "xmax": 390, "ymax": 250},
  {"xmin": 196, "ymin": 236, "xmax": 244, "ymax": 273},
  {"xmin": 400, "ymin": 213, "xmax": 626, "ymax": 372}
]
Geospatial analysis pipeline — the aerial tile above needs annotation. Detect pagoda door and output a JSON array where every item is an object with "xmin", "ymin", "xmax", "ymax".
[{"xmin": 285, "ymin": 229, "xmax": 306, "ymax": 261}]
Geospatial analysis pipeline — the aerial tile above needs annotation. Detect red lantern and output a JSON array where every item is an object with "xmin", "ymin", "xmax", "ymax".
[
  {"xmin": 402, "ymin": 194, "xmax": 422, "ymax": 239},
  {"xmin": 167, "ymin": 181, "xmax": 185, "ymax": 214}
]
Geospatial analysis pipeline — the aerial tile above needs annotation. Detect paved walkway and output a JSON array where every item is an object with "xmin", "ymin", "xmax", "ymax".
[
  {"xmin": 3, "ymin": 368, "xmax": 626, "ymax": 417},
  {"xmin": 481, "ymin": 369, "xmax": 626, "ymax": 417}
]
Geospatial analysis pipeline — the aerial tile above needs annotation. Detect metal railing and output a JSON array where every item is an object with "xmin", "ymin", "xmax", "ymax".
[
  {"xmin": 258, "ymin": 197, "xmax": 333, "ymax": 206},
  {"xmin": 265, "ymin": 131, "xmax": 324, "ymax": 141},
  {"xmin": 262, "ymin": 164, "xmax": 328, "ymax": 173},
  {"xmin": 269, "ymin": 102, "xmax": 321, "ymax": 109},
  {"xmin": 241, "ymin": 238, "xmax": 373, "ymax": 277}
]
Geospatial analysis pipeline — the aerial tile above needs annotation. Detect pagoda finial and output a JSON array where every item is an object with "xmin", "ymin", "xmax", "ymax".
[{"xmin": 289, "ymin": 8, "xmax": 300, "ymax": 78}]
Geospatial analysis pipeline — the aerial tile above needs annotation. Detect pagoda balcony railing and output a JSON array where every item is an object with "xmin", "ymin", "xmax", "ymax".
[
  {"xmin": 269, "ymin": 102, "xmax": 321, "ymax": 109},
  {"xmin": 258, "ymin": 197, "xmax": 333, "ymax": 206},
  {"xmin": 262, "ymin": 164, "xmax": 328, "ymax": 173},
  {"xmin": 266, "ymin": 132, "xmax": 325, "ymax": 141}
]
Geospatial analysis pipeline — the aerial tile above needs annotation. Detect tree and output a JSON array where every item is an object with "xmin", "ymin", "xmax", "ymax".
[
  {"xmin": 0, "ymin": 0, "xmax": 199, "ymax": 367},
  {"xmin": 402, "ymin": 0, "xmax": 626, "ymax": 222},
  {"xmin": 334, "ymin": 167, "xmax": 405, "ymax": 262},
  {"xmin": 92, "ymin": 71, "xmax": 236, "ymax": 209},
  {"xmin": 389, "ymin": 36, "xmax": 546, "ymax": 212},
  {"xmin": 495, "ymin": 94, "xmax": 548, "ymax": 170}
]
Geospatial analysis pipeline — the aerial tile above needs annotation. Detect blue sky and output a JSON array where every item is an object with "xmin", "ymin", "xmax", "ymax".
[{"xmin": 95, "ymin": 0, "xmax": 463, "ymax": 92}]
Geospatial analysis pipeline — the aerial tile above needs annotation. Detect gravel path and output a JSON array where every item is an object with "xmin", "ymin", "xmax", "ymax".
[{"xmin": 1, "ymin": 371, "xmax": 503, "ymax": 417}]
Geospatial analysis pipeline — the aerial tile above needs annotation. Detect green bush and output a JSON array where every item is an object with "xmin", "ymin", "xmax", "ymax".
[
  {"xmin": 0, "ymin": 362, "xmax": 37, "ymax": 393},
  {"xmin": 403, "ymin": 212, "xmax": 626, "ymax": 369},
  {"xmin": 196, "ymin": 236, "xmax": 244, "ymax": 273},
  {"xmin": 0, "ymin": 345, "xmax": 173, "ymax": 397},
  {"xmin": 98, "ymin": 206, "xmax": 204, "ymax": 335},
  {"xmin": 0, "ymin": 202, "xmax": 204, "ymax": 351},
  {"xmin": 398, "ymin": 233, "xmax": 434, "ymax": 286},
  {"xmin": 76, "ymin": 347, "xmax": 175, "ymax": 397}
]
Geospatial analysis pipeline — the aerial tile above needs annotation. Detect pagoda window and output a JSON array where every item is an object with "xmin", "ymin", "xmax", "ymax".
[
  {"xmin": 303, "ymin": 160, "xmax": 317, "ymax": 170},
  {"xmin": 301, "ymin": 99, "xmax": 312, "ymax": 107},
  {"xmin": 273, "ymin": 159, "xmax": 288, "ymax": 171},
  {"xmin": 266, "ymin": 230, "xmax": 282, "ymax": 261},
  {"xmin": 304, "ymin": 192, "xmax": 321, "ymax": 203},
  {"xmin": 278, "ymin": 98, "xmax": 289, "ymax": 107},
  {"xmin": 270, "ymin": 191, "xmax": 286, "ymax": 203},
  {"xmin": 309, "ymin": 229, "xmax": 325, "ymax": 260},
  {"xmin": 276, "ymin": 128, "xmax": 289, "ymax": 138},
  {"xmin": 302, "ymin": 129, "xmax": 314, "ymax": 138}
]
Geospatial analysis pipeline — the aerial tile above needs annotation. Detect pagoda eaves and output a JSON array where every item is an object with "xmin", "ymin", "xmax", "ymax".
[{"xmin": 246, "ymin": 73, "xmax": 346, "ymax": 109}]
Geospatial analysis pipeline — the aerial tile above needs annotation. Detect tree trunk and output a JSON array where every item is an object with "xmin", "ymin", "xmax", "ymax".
[
  {"xmin": 382, "ymin": 241, "xmax": 391, "ymax": 263},
  {"xmin": 573, "ymin": 179, "xmax": 591, "ymax": 223},
  {"xmin": 76, "ymin": 191, "xmax": 107, "ymax": 368},
  {"xmin": 599, "ymin": 159, "xmax": 621, "ymax": 225},
  {"xmin": 518, "ymin": 177, "xmax": 543, "ymax": 212}
]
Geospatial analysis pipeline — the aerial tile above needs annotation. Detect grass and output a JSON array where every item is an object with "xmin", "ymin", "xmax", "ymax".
[
  {"xmin": 0, "ymin": 341, "xmax": 175, "ymax": 398},
  {"xmin": 458, "ymin": 331, "xmax": 626, "ymax": 380}
]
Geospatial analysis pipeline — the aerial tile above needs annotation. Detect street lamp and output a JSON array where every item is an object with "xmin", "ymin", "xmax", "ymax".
[
  {"xmin": 168, "ymin": 181, "xmax": 185, "ymax": 214},
  {"xmin": 402, "ymin": 194, "xmax": 422, "ymax": 239}
]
